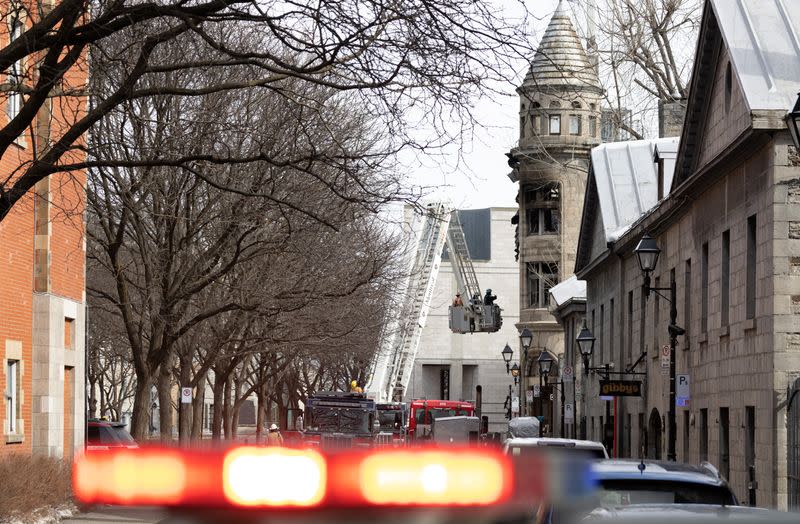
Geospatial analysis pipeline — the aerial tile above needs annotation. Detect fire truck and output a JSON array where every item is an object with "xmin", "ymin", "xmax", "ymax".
[
  {"xmin": 375, "ymin": 402, "xmax": 407, "ymax": 445},
  {"xmin": 407, "ymin": 399, "xmax": 475, "ymax": 440},
  {"xmin": 303, "ymin": 391, "xmax": 378, "ymax": 449}
]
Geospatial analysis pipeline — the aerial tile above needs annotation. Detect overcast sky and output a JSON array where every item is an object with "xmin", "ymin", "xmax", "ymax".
[{"xmin": 402, "ymin": 0, "xmax": 562, "ymax": 210}]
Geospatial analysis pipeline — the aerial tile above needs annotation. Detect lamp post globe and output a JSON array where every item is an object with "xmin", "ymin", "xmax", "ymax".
[
  {"xmin": 519, "ymin": 328, "xmax": 534, "ymax": 351},
  {"xmin": 634, "ymin": 233, "xmax": 661, "ymax": 274},
  {"xmin": 576, "ymin": 321, "xmax": 595, "ymax": 359},
  {"xmin": 785, "ymin": 92, "xmax": 800, "ymax": 150},
  {"xmin": 537, "ymin": 349, "xmax": 554, "ymax": 377},
  {"xmin": 511, "ymin": 363, "xmax": 520, "ymax": 378},
  {"xmin": 501, "ymin": 343, "xmax": 513, "ymax": 373}
]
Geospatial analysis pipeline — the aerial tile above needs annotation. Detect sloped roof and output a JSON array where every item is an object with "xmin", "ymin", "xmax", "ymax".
[
  {"xmin": 712, "ymin": 0, "xmax": 800, "ymax": 112},
  {"xmin": 549, "ymin": 275, "xmax": 586, "ymax": 308},
  {"xmin": 590, "ymin": 137, "xmax": 680, "ymax": 243},
  {"xmin": 522, "ymin": 0, "xmax": 602, "ymax": 91}
]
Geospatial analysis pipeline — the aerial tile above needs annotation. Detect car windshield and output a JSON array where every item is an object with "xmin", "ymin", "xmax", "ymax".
[
  {"xmin": 378, "ymin": 410, "xmax": 403, "ymax": 431},
  {"xmin": 307, "ymin": 407, "xmax": 371, "ymax": 434},
  {"xmin": 597, "ymin": 479, "xmax": 737, "ymax": 506},
  {"xmin": 414, "ymin": 408, "xmax": 470, "ymax": 425},
  {"xmin": 88, "ymin": 425, "xmax": 135, "ymax": 445},
  {"xmin": 508, "ymin": 445, "xmax": 606, "ymax": 460}
]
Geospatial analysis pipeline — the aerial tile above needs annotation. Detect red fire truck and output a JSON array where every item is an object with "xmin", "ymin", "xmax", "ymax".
[{"xmin": 407, "ymin": 399, "xmax": 475, "ymax": 440}]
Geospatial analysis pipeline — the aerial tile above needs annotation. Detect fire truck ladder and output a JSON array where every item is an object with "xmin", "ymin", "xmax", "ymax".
[
  {"xmin": 446, "ymin": 210, "xmax": 481, "ymax": 301},
  {"xmin": 366, "ymin": 203, "xmax": 451, "ymax": 403}
]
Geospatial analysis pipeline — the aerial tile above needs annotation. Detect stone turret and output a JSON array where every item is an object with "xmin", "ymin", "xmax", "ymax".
[{"xmin": 509, "ymin": 0, "xmax": 602, "ymax": 430}]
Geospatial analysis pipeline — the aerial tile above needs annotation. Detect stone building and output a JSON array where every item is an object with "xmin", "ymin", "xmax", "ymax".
[
  {"xmin": 407, "ymin": 207, "xmax": 520, "ymax": 433},
  {"xmin": 0, "ymin": 13, "xmax": 87, "ymax": 456},
  {"xmin": 506, "ymin": 0, "xmax": 602, "ymax": 428},
  {"xmin": 574, "ymin": 0, "xmax": 800, "ymax": 509}
]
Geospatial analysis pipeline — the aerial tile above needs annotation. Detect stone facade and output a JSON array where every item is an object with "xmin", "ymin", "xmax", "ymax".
[
  {"xmin": 574, "ymin": 0, "xmax": 800, "ymax": 508},
  {"xmin": 408, "ymin": 207, "xmax": 520, "ymax": 433}
]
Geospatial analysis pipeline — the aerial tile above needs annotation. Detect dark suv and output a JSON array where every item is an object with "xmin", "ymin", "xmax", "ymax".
[{"xmin": 86, "ymin": 419, "xmax": 138, "ymax": 451}]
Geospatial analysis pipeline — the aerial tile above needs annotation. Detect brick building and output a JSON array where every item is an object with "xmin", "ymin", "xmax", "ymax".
[
  {"xmin": 0, "ymin": 5, "xmax": 86, "ymax": 458},
  {"xmin": 573, "ymin": 0, "xmax": 800, "ymax": 509}
]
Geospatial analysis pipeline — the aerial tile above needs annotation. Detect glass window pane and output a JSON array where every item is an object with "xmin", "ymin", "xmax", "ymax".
[
  {"xmin": 549, "ymin": 115, "xmax": 560, "ymax": 135},
  {"xmin": 570, "ymin": 115, "xmax": 580, "ymax": 135},
  {"xmin": 527, "ymin": 209, "xmax": 539, "ymax": 234}
]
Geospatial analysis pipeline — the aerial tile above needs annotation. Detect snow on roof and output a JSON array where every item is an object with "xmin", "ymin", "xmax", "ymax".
[
  {"xmin": 590, "ymin": 137, "xmax": 679, "ymax": 244},
  {"xmin": 549, "ymin": 275, "xmax": 586, "ymax": 307},
  {"xmin": 712, "ymin": 0, "xmax": 800, "ymax": 112}
]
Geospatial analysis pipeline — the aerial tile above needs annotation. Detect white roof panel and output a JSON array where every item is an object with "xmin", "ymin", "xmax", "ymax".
[
  {"xmin": 589, "ymin": 137, "xmax": 679, "ymax": 244},
  {"xmin": 549, "ymin": 275, "xmax": 586, "ymax": 307},
  {"xmin": 712, "ymin": 0, "xmax": 800, "ymax": 111}
]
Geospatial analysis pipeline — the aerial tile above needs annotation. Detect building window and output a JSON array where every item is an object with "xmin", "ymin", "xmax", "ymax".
[
  {"xmin": 699, "ymin": 408, "xmax": 708, "ymax": 461},
  {"xmin": 7, "ymin": 16, "xmax": 23, "ymax": 121},
  {"xmin": 64, "ymin": 318, "xmax": 74, "ymax": 350},
  {"xmin": 589, "ymin": 115, "xmax": 597, "ymax": 137},
  {"xmin": 719, "ymin": 407, "xmax": 730, "ymax": 479},
  {"xmin": 701, "ymin": 242, "xmax": 709, "ymax": 333},
  {"xmin": 683, "ymin": 411, "xmax": 690, "ymax": 462},
  {"xmin": 530, "ymin": 114, "xmax": 539, "ymax": 135},
  {"xmin": 627, "ymin": 290, "xmax": 633, "ymax": 364},
  {"xmin": 569, "ymin": 115, "xmax": 581, "ymax": 135},
  {"xmin": 746, "ymin": 406, "xmax": 756, "ymax": 505},
  {"xmin": 684, "ymin": 259, "xmax": 692, "ymax": 343},
  {"xmin": 520, "ymin": 116, "xmax": 526, "ymax": 138},
  {"xmin": 609, "ymin": 299, "xmax": 615, "ymax": 365},
  {"xmin": 746, "ymin": 215, "xmax": 757, "ymax": 319},
  {"xmin": 5, "ymin": 360, "xmax": 18, "ymax": 434},
  {"xmin": 591, "ymin": 309, "xmax": 596, "ymax": 366},
  {"xmin": 721, "ymin": 230, "xmax": 730, "ymax": 326},
  {"xmin": 599, "ymin": 303, "xmax": 605, "ymax": 364},
  {"xmin": 526, "ymin": 262, "xmax": 559, "ymax": 308},
  {"xmin": 549, "ymin": 114, "xmax": 561, "ymax": 135},
  {"xmin": 525, "ymin": 183, "xmax": 560, "ymax": 236}
]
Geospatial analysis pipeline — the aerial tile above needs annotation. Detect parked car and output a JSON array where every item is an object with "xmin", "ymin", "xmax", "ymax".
[
  {"xmin": 582, "ymin": 504, "xmax": 796, "ymax": 522},
  {"xmin": 504, "ymin": 437, "xmax": 609, "ymax": 459},
  {"xmin": 86, "ymin": 419, "xmax": 138, "ymax": 451},
  {"xmin": 591, "ymin": 459, "xmax": 738, "ymax": 507}
]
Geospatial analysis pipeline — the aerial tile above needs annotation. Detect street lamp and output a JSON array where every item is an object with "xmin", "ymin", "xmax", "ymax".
[
  {"xmin": 519, "ymin": 328, "xmax": 533, "ymax": 351},
  {"xmin": 635, "ymin": 232, "xmax": 685, "ymax": 462},
  {"xmin": 537, "ymin": 349, "xmax": 555, "ymax": 381},
  {"xmin": 785, "ymin": 92, "xmax": 800, "ymax": 150},
  {"xmin": 511, "ymin": 363, "xmax": 520, "ymax": 385},
  {"xmin": 576, "ymin": 320, "xmax": 596, "ymax": 374},
  {"xmin": 501, "ymin": 343, "xmax": 513, "ymax": 373}
]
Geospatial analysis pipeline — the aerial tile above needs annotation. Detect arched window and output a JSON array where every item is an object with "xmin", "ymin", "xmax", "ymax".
[
  {"xmin": 550, "ymin": 101, "xmax": 561, "ymax": 109},
  {"xmin": 572, "ymin": 101, "xmax": 582, "ymax": 109},
  {"xmin": 532, "ymin": 101, "xmax": 541, "ymax": 109}
]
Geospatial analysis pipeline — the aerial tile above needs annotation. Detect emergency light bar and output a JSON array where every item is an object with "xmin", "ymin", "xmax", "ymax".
[{"xmin": 73, "ymin": 446, "xmax": 515, "ymax": 509}]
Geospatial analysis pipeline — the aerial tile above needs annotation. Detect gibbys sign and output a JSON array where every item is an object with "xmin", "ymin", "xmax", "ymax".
[{"xmin": 599, "ymin": 380, "xmax": 642, "ymax": 397}]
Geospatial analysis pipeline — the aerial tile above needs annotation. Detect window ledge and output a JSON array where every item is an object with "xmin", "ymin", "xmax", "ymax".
[
  {"xmin": 698, "ymin": 332, "xmax": 708, "ymax": 344},
  {"xmin": 719, "ymin": 325, "xmax": 730, "ymax": 338},
  {"xmin": 5, "ymin": 433, "xmax": 23, "ymax": 444},
  {"xmin": 743, "ymin": 318, "xmax": 756, "ymax": 332}
]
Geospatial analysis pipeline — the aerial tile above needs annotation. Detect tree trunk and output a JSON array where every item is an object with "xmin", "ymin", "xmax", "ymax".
[
  {"xmin": 191, "ymin": 369, "xmax": 208, "ymax": 441},
  {"xmin": 178, "ymin": 351, "xmax": 193, "ymax": 444},
  {"xmin": 211, "ymin": 374, "xmax": 225, "ymax": 441},
  {"xmin": 130, "ymin": 377, "xmax": 152, "ymax": 441},
  {"xmin": 223, "ymin": 377, "xmax": 232, "ymax": 439},
  {"xmin": 256, "ymin": 383, "xmax": 266, "ymax": 444},
  {"xmin": 158, "ymin": 366, "xmax": 173, "ymax": 442}
]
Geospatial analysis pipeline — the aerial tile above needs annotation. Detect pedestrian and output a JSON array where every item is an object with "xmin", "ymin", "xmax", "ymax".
[
  {"xmin": 452, "ymin": 293, "xmax": 464, "ymax": 306},
  {"xmin": 267, "ymin": 423, "xmax": 284, "ymax": 446},
  {"xmin": 484, "ymin": 288, "xmax": 497, "ymax": 306}
]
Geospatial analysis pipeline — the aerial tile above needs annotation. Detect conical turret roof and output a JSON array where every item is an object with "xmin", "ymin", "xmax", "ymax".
[{"xmin": 523, "ymin": 0, "xmax": 601, "ymax": 91}]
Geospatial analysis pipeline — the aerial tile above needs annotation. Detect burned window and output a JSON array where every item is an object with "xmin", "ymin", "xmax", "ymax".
[
  {"xmin": 527, "ymin": 262, "xmax": 559, "ymax": 308},
  {"xmin": 525, "ymin": 183, "xmax": 560, "ymax": 236}
]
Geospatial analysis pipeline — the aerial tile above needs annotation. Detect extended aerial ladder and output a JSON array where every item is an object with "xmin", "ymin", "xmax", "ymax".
[{"xmin": 365, "ymin": 203, "xmax": 502, "ymax": 403}]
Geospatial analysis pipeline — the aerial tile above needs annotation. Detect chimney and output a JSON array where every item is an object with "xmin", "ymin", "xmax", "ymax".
[{"xmin": 658, "ymin": 99, "xmax": 687, "ymax": 138}]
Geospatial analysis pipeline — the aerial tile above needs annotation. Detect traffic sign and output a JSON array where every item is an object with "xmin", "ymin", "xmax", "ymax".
[
  {"xmin": 564, "ymin": 403, "xmax": 574, "ymax": 423},
  {"xmin": 533, "ymin": 384, "xmax": 541, "ymax": 398},
  {"xmin": 180, "ymin": 387, "xmax": 192, "ymax": 404},
  {"xmin": 562, "ymin": 366, "xmax": 574, "ymax": 383},
  {"xmin": 676, "ymin": 374, "xmax": 690, "ymax": 407},
  {"xmin": 526, "ymin": 389, "xmax": 533, "ymax": 402},
  {"xmin": 511, "ymin": 397, "xmax": 519, "ymax": 413},
  {"xmin": 661, "ymin": 345, "xmax": 670, "ymax": 357},
  {"xmin": 549, "ymin": 393, "xmax": 554, "ymax": 401}
]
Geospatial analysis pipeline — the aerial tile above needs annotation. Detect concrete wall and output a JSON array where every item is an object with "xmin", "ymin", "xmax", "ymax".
[{"xmin": 408, "ymin": 208, "xmax": 520, "ymax": 433}]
